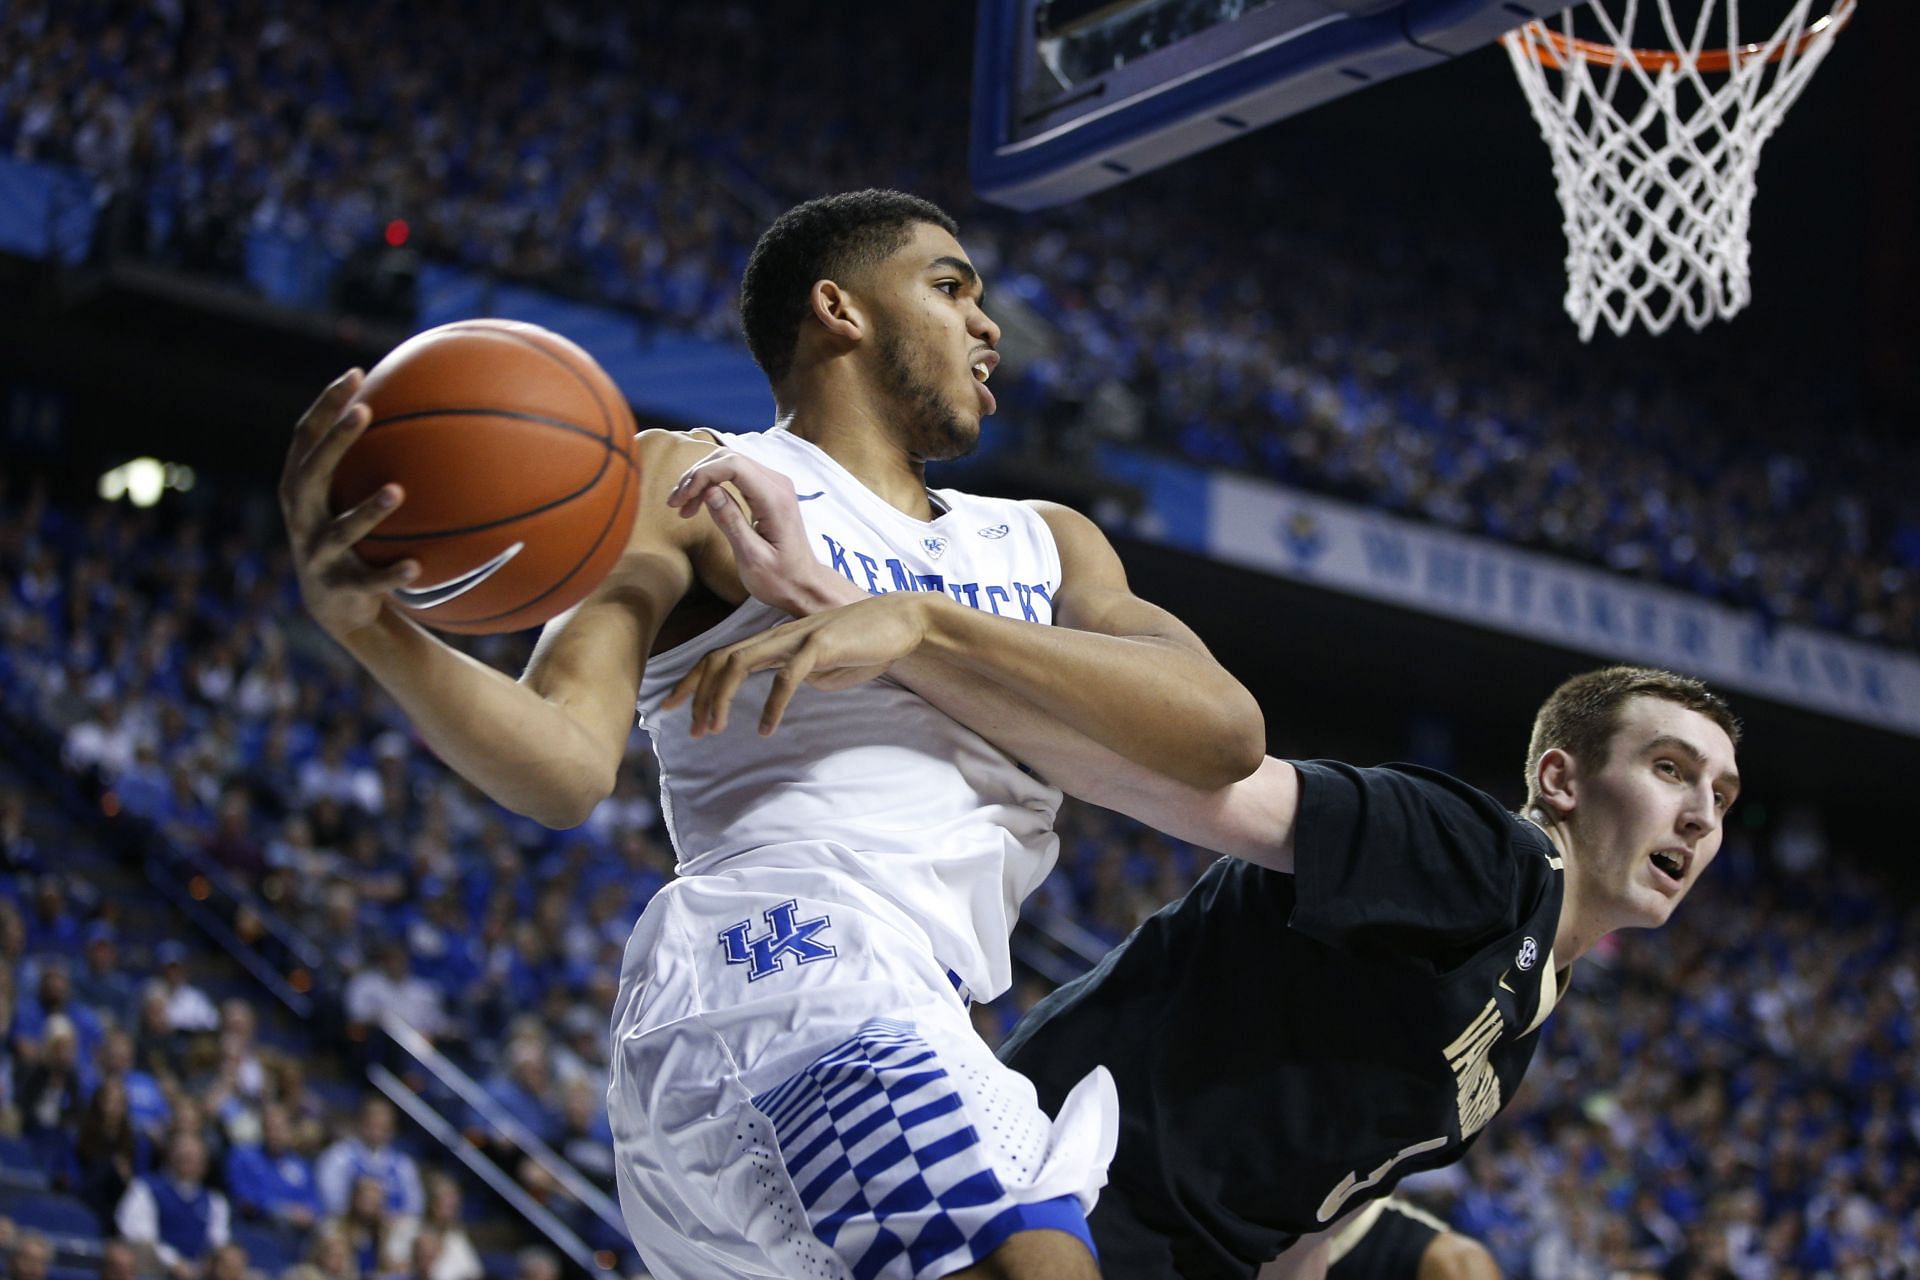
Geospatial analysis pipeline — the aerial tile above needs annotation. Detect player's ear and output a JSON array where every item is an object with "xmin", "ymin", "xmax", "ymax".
[
  {"xmin": 808, "ymin": 279, "xmax": 865, "ymax": 347},
  {"xmin": 1534, "ymin": 746, "xmax": 1578, "ymax": 821}
]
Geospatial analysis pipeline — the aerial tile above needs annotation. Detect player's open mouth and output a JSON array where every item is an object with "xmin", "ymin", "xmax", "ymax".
[
  {"xmin": 1648, "ymin": 848, "xmax": 1687, "ymax": 890},
  {"xmin": 971, "ymin": 352, "xmax": 998, "ymax": 414}
]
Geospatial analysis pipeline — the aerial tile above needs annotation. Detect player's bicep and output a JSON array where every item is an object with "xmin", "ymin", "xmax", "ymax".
[
  {"xmin": 520, "ymin": 546, "xmax": 683, "ymax": 759},
  {"xmin": 520, "ymin": 431, "xmax": 709, "ymax": 765},
  {"xmin": 1029, "ymin": 500, "xmax": 1213, "ymax": 651}
]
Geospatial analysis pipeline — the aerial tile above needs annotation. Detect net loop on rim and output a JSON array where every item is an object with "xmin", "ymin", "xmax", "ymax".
[{"xmin": 1501, "ymin": 0, "xmax": 1854, "ymax": 340}]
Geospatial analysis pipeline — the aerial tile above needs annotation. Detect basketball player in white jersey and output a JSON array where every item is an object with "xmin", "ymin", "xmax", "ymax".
[{"xmin": 277, "ymin": 189, "xmax": 1266, "ymax": 1279}]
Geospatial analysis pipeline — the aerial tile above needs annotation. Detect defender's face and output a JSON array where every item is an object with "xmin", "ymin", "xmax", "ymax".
[
  {"xmin": 866, "ymin": 222, "xmax": 1001, "ymax": 458},
  {"xmin": 1574, "ymin": 696, "xmax": 1740, "ymax": 929}
]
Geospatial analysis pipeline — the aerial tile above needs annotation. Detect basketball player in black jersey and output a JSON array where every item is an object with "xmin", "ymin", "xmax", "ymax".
[
  {"xmin": 665, "ymin": 438, "xmax": 1739, "ymax": 1280},
  {"xmin": 992, "ymin": 666, "xmax": 1739, "ymax": 1279},
  {"xmin": 1325, "ymin": 1198, "xmax": 1497, "ymax": 1280}
]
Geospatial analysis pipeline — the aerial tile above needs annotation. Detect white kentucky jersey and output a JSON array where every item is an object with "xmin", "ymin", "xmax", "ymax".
[{"xmin": 635, "ymin": 426, "xmax": 1065, "ymax": 1000}]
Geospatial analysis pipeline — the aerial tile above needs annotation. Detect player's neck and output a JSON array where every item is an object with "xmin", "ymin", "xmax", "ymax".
[
  {"xmin": 1541, "ymin": 822, "xmax": 1605, "ymax": 963},
  {"xmin": 774, "ymin": 395, "xmax": 937, "ymax": 521}
]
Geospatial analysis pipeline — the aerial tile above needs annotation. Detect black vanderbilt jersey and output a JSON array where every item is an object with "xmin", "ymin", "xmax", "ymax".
[{"xmin": 999, "ymin": 761, "xmax": 1565, "ymax": 1279}]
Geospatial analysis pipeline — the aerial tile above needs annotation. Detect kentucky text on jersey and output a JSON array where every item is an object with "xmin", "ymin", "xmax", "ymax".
[{"xmin": 819, "ymin": 532, "xmax": 1054, "ymax": 618}]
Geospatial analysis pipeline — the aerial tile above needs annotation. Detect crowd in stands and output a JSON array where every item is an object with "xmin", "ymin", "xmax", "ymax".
[
  {"xmin": 6, "ymin": 432, "xmax": 1920, "ymax": 1274},
  {"xmin": 0, "ymin": 743, "xmax": 567, "ymax": 1280},
  {"xmin": 2, "ymin": 0, "xmax": 1917, "ymax": 652}
]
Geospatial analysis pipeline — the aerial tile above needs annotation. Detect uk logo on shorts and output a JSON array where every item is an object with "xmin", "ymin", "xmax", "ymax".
[{"xmin": 719, "ymin": 901, "xmax": 838, "ymax": 981}]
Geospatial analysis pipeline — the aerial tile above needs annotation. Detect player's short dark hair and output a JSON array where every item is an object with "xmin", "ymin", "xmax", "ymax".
[
  {"xmin": 739, "ymin": 190, "xmax": 960, "ymax": 384},
  {"xmin": 1523, "ymin": 666, "xmax": 1741, "ymax": 813}
]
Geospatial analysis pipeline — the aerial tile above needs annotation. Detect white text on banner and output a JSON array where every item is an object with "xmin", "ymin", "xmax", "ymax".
[{"xmin": 1202, "ymin": 473, "xmax": 1920, "ymax": 739}]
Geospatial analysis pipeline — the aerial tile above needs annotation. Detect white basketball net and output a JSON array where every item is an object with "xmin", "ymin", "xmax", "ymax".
[{"xmin": 1502, "ymin": 0, "xmax": 1853, "ymax": 339}]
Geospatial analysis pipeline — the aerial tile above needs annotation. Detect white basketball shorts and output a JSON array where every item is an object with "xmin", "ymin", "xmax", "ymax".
[{"xmin": 606, "ymin": 866, "xmax": 1118, "ymax": 1280}]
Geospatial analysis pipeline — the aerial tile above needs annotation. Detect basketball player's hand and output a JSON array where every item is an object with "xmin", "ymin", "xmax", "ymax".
[
  {"xmin": 279, "ymin": 370, "xmax": 422, "ymax": 641},
  {"xmin": 662, "ymin": 595, "xmax": 930, "ymax": 736},
  {"xmin": 666, "ymin": 449, "xmax": 862, "ymax": 615}
]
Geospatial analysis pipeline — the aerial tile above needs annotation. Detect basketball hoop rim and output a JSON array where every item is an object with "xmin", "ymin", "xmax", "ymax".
[{"xmin": 1501, "ymin": 0, "xmax": 1854, "ymax": 72}]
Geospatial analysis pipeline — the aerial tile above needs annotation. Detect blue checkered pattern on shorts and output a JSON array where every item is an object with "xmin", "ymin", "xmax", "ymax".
[{"xmin": 751, "ymin": 1018, "xmax": 1041, "ymax": 1280}]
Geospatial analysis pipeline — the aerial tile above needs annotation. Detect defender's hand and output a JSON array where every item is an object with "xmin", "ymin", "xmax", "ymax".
[
  {"xmin": 278, "ymin": 369, "xmax": 421, "ymax": 643},
  {"xmin": 661, "ymin": 594, "xmax": 933, "ymax": 737},
  {"xmin": 665, "ymin": 448, "xmax": 860, "ymax": 615}
]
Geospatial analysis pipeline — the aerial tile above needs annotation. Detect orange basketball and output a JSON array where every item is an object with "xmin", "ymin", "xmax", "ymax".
[{"xmin": 329, "ymin": 319, "xmax": 640, "ymax": 635}]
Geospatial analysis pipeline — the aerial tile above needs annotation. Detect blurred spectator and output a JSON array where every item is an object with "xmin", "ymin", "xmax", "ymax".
[
  {"xmin": 14, "ymin": 962, "xmax": 103, "ymax": 1066},
  {"xmin": 215, "ymin": 999, "xmax": 268, "ymax": 1104},
  {"xmin": 479, "ymin": 1036, "xmax": 559, "ymax": 1148},
  {"xmin": 547, "ymin": 1004, "xmax": 609, "ymax": 1093},
  {"xmin": 114, "ymin": 744, "xmax": 171, "ymax": 826},
  {"xmin": 509, "ymin": 1157, "xmax": 612, "ymax": 1256},
  {"xmin": 74, "ymin": 1074, "xmax": 144, "ymax": 1219},
  {"xmin": 4, "ymin": 1231, "xmax": 49, "ymax": 1280},
  {"xmin": 73, "ymin": 923, "xmax": 137, "ymax": 1023},
  {"xmin": 342, "ymin": 942, "xmax": 447, "ymax": 1040},
  {"xmin": 202, "ymin": 789, "xmax": 265, "ymax": 879},
  {"xmin": 304, "ymin": 1226, "xmax": 361, "ymax": 1280},
  {"xmin": 387, "ymin": 1229, "xmax": 440, "ymax": 1280},
  {"xmin": 297, "ymin": 729, "xmax": 381, "ymax": 816},
  {"xmin": 132, "ymin": 988, "xmax": 189, "ymax": 1083},
  {"xmin": 338, "ymin": 830, "xmax": 406, "ymax": 910},
  {"xmin": 554, "ymin": 1080, "xmax": 614, "ymax": 1185},
  {"xmin": 268, "ymin": 1058, "xmax": 330, "ymax": 1155},
  {"xmin": 23, "ymin": 877, "xmax": 80, "ymax": 957},
  {"xmin": 225, "ymin": 1102, "xmax": 322, "ymax": 1230},
  {"xmin": 327, "ymin": 1176, "xmax": 396, "ymax": 1278},
  {"xmin": 511, "ymin": 1245, "xmax": 559, "ymax": 1280},
  {"xmin": 61, "ymin": 697, "xmax": 143, "ymax": 779},
  {"xmin": 150, "ymin": 942, "xmax": 219, "ymax": 1032},
  {"xmin": 379, "ymin": 1173, "xmax": 481, "ymax": 1280},
  {"xmin": 96, "ymin": 1028, "xmax": 171, "ymax": 1142},
  {"xmin": 315, "ymin": 1099, "xmax": 423, "ymax": 1219},
  {"xmin": 98, "ymin": 1239, "xmax": 139, "ymax": 1280},
  {"xmin": 115, "ymin": 1128, "xmax": 231, "ymax": 1280},
  {"xmin": 205, "ymin": 1243, "xmax": 250, "ymax": 1280},
  {"xmin": 15, "ymin": 1014, "xmax": 83, "ymax": 1170}
]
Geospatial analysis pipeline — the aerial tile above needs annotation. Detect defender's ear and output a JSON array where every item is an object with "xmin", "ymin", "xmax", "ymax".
[{"xmin": 1534, "ymin": 747, "xmax": 1579, "ymax": 822}]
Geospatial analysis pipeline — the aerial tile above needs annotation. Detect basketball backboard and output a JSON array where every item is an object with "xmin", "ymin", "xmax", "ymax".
[{"xmin": 972, "ymin": 0, "xmax": 1574, "ymax": 209}]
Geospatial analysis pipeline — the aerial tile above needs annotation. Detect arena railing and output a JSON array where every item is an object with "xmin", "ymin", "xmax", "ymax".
[
  {"xmin": 368, "ymin": 1019, "xmax": 629, "ymax": 1276},
  {"xmin": 376, "ymin": 1011, "xmax": 629, "ymax": 1265},
  {"xmin": 1017, "ymin": 907, "xmax": 1113, "ymax": 981}
]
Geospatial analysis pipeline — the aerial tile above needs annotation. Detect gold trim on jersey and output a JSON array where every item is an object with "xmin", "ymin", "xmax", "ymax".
[
  {"xmin": 1521, "ymin": 952, "xmax": 1562, "ymax": 1037},
  {"xmin": 1324, "ymin": 1199, "xmax": 1388, "ymax": 1265}
]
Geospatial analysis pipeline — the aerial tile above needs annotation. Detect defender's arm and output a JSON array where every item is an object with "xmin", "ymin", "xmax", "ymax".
[{"xmin": 672, "ymin": 535, "xmax": 1266, "ymax": 790}]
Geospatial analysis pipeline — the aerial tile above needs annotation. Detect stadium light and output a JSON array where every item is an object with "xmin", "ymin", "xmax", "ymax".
[{"xmin": 97, "ymin": 457, "xmax": 195, "ymax": 507}]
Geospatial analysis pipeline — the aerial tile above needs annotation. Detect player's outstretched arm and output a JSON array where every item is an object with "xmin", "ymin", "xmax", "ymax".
[
  {"xmin": 1039, "ymin": 749, "xmax": 1300, "ymax": 872},
  {"xmin": 660, "ymin": 586, "xmax": 1298, "ymax": 863},
  {"xmin": 281, "ymin": 374, "xmax": 699, "ymax": 828}
]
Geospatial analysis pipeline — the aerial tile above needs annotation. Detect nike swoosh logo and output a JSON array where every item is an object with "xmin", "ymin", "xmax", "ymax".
[
  {"xmin": 393, "ymin": 541, "xmax": 524, "ymax": 610},
  {"xmin": 795, "ymin": 491, "xmax": 825, "ymax": 501}
]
